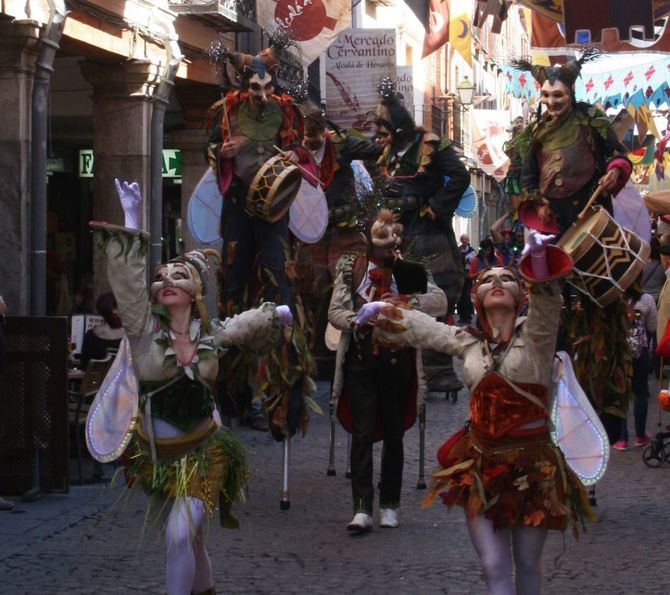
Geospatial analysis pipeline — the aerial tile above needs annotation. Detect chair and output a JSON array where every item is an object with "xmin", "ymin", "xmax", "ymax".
[{"xmin": 68, "ymin": 354, "xmax": 113, "ymax": 485}]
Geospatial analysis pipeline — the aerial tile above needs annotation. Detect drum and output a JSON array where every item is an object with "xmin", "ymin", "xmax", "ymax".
[
  {"xmin": 558, "ymin": 206, "xmax": 650, "ymax": 307},
  {"xmin": 246, "ymin": 155, "xmax": 302, "ymax": 223}
]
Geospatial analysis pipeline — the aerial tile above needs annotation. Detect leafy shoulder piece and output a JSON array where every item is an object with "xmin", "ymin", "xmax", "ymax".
[
  {"xmin": 550, "ymin": 351, "xmax": 609, "ymax": 486},
  {"xmin": 86, "ymin": 336, "xmax": 139, "ymax": 463}
]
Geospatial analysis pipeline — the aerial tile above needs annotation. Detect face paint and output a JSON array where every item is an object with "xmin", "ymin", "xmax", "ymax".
[
  {"xmin": 248, "ymin": 72, "xmax": 274, "ymax": 107},
  {"xmin": 540, "ymin": 80, "xmax": 573, "ymax": 119},
  {"xmin": 303, "ymin": 131, "xmax": 324, "ymax": 152},
  {"xmin": 476, "ymin": 267, "xmax": 520, "ymax": 308},
  {"xmin": 151, "ymin": 262, "xmax": 195, "ymax": 301}
]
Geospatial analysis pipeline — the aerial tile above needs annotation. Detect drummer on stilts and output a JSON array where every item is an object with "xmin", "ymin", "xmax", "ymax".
[
  {"xmin": 204, "ymin": 35, "xmax": 318, "ymax": 482},
  {"xmin": 509, "ymin": 49, "xmax": 635, "ymax": 442}
]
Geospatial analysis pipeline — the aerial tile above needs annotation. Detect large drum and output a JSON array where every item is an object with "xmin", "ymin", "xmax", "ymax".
[
  {"xmin": 246, "ymin": 155, "xmax": 302, "ymax": 223},
  {"xmin": 558, "ymin": 206, "xmax": 650, "ymax": 307}
]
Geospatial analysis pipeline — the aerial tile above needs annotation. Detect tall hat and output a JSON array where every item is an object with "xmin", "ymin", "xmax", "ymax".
[
  {"xmin": 370, "ymin": 209, "xmax": 403, "ymax": 249},
  {"xmin": 375, "ymin": 77, "xmax": 415, "ymax": 140},
  {"xmin": 205, "ymin": 30, "xmax": 295, "ymax": 85},
  {"xmin": 511, "ymin": 47, "xmax": 600, "ymax": 89}
]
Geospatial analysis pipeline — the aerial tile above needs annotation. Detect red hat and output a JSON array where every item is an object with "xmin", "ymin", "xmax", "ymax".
[
  {"xmin": 518, "ymin": 200, "xmax": 560, "ymax": 234},
  {"xmin": 518, "ymin": 245, "xmax": 573, "ymax": 283}
]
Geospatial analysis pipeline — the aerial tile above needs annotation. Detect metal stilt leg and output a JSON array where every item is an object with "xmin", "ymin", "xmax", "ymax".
[
  {"xmin": 280, "ymin": 436, "xmax": 291, "ymax": 510},
  {"xmin": 588, "ymin": 485, "xmax": 597, "ymax": 507},
  {"xmin": 345, "ymin": 433, "xmax": 352, "ymax": 479},
  {"xmin": 417, "ymin": 402, "xmax": 427, "ymax": 489},
  {"xmin": 327, "ymin": 389, "xmax": 336, "ymax": 476}
]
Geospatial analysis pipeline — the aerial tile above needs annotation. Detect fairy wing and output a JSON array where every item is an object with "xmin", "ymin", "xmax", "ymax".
[
  {"xmin": 85, "ymin": 336, "xmax": 139, "ymax": 463},
  {"xmin": 550, "ymin": 351, "xmax": 610, "ymax": 486}
]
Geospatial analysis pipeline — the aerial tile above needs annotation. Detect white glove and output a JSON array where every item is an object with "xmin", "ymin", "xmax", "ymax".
[
  {"xmin": 522, "ymin": 229, "xmax": 556, "ymax": 278},
  {"xmin": 114, "ymin": 178, "xmax": 142, "ymax": 230},
  {"xmin": 355, "ymin": 301, "xmax": 387, "ymax": 326},
  {"xmin": 276, "ymin": 305, "xmax": 293, "ymax": 326}
]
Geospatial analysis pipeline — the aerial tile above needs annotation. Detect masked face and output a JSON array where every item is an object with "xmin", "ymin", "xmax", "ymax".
[
  {"xmin": 476, "ymin": 267, "xmax": 520, "ymax": 311},
  {"xmin": 151, "ymin": 262, "xmax": 195, "ymax": 305},
  {"xmin": 248, "ymin": 72, "xmax": 274, "ymax": 108},
  {"xmin": 540, "ymin": 80, "xmax": 573, "ymax": 120}
]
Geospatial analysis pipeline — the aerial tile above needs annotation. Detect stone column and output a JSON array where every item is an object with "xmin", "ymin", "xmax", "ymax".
[
  {"xmin": 0, "ymin": 18, "xmax": 40, "ymax": 315},
  {"xmin": 172, "ymin": 83, "xmax": 222, "ymax": 314},
  {"xmin": 81, "ymin": 60, "xmax": 159, "ymax": 296}
]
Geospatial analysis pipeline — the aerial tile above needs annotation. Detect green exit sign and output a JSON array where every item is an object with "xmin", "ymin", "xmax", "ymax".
[{"xmin": 78, "ymin": 149, "xmax": 182, "ymax": 178}]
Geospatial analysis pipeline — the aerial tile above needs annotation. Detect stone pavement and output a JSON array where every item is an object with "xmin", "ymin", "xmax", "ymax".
[{"xmin": 1, "ymin": 371, "xmax": 670, "ymax": 594}]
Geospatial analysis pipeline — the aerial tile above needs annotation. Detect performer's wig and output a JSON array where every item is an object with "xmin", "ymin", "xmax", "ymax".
[
  {"xmin": 511, "ymin": 47, "xmax": 600, "ymax": 90},
  {"xmin": 370, "ymin": 209, "xmax": 403, "ymax": 249},
  {"xmin": 205, "ymin": 30, "xmax": 295, "ymax": 89},
  {"xmin": 375, "ymin": 77, "xmax": 416, "ymax": 144},
  {"xmin": 151, "ymin": 249, "xmax": 222, "ymax": 325}
]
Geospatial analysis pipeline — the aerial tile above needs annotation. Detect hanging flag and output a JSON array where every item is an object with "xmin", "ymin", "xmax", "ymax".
[
  {"xmin": 448, "ymin": 3, "xmax": 472, "ymax": 65},
  {"xmin": 635, "ymin": 104, "xmax": 662, "ymax": 141},
  {"xmin": 563, "ymin": 0, "xmax": 654, "ymax": 44},
  {"xmin": 257, "ymin": 0, "xmax": 351, "ymax": 68},
  {"xmin": 406, "ymin": 0, "xmax": 430, "ymax": 31},
  {"xmin": 422, "ymin": 0, "xmax": 450, "ymax": 58}
]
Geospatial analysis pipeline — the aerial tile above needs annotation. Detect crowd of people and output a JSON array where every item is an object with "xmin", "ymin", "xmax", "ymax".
[{"xmin": 2, "ymin": 38, "xmax": 669, "ymax": 595}]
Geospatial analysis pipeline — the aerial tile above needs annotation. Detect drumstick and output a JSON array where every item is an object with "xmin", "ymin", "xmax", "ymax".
[
  {"xmin": 272, "ymin": 144, "xmax": 321, "ymax": 186},
  {"xmin": 575, "ymin": 185, "xmax": 604, "ymax": 222}
]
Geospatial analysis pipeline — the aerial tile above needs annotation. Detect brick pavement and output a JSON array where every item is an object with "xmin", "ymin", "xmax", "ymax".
[{"xmin": 1, "ymin": 367, "xmax": 670, "ymax": 594}]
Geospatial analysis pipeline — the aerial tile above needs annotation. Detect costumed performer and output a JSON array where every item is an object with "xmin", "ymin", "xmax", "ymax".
[
  {"xmin": 328, "ymin": 210, "xmax": 447, "ymax": 531},
  {"xmin": 373, "ymin": 77, "xmax": 470, "ymax": 393},
  {"xmin": 293, "ymin": 106, "xmax": 381, "ymax": 356},
  {"xmin": 368, "ymin": 230, "xmax": 593, "ymax": 593},
  {"xmin": 90, "ymin": 180, "xmax": 293, "ymax": 595},
  {"xmin": 510, "ymin": 50, "xmax": 634, "ymax": 440},
  {"xmin": 205, "ymin": 35, "xmax": 316, "ymax": 439}
]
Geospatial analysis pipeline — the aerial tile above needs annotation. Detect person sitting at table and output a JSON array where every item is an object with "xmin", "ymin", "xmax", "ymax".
[{"xmin": 79, "ymin": 292, "xmax": 124, "ymax": 370}]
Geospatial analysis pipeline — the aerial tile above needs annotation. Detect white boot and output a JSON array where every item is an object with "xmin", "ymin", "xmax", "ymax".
[
  {"xmin": 347, "ymin": 512, "xmax": 373, "ymax": 532},
  {"xmin": 379, "ymin": 508, "xmax": 399, "ymax": 528}
]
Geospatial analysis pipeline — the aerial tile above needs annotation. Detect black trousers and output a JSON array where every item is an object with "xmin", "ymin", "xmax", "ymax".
[{"xmin": 344, "ymin": 333, "xmax": 413, "ymax": 514}]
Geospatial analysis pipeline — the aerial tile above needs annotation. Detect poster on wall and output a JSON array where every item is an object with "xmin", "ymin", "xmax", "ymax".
[
  {"xmin": 325, "ymin": 28, "xmax": 397, "ymax": 132},
  {"xmin": 396, "ymin": 65, "xmax": 415, "ymax": 120}
]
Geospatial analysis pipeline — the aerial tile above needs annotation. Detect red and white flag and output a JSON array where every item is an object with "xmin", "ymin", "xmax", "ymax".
[
  {"xmin": 257, "ymin": 0, "xmax": 351, "ymax": 67},
  {"xmin": 422, "ymin": 0, "xmax": 450, "ymax": 58}
]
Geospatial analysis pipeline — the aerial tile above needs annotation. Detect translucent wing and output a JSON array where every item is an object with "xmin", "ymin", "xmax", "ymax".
[
  {"xmin": 550, "ymin": 352, "xmax": 609, "ymax": 485},
  {"xmin": 455, "ymin": 185, "xmax": 478, "ymax": 218},
  {"xmin": 85, "ymin": 336, "xmax": 139, "ymax": 463},
  {"xmin": 187, "ymin": 168, "xmax": 224, "ymax": 244},
  {"xmin": 352, "ymin": 160, "xmax": 373, "ymax": 200},
  {"xmin": 289, "ymin": 178, "xmax": 328, "ymax": 244}
]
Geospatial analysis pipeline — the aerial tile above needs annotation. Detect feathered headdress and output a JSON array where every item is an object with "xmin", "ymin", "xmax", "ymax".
[{"xmin": 511, "ymin": 47, "xmax": 600, "ymax": 88}]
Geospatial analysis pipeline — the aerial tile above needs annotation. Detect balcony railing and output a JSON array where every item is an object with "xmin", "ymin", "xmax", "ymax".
[{"xmin": 169, "ymin": 0, "xmax": 255, "ymax": 31}]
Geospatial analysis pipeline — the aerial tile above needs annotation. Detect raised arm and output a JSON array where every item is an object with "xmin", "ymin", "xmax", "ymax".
[
  {"xmin": 211, "ymin": 303, "xmax": 282, "ymax": 352},
  {"xmin": 89, "ymin": 180, "xmax": 152, "ymax": 337}
]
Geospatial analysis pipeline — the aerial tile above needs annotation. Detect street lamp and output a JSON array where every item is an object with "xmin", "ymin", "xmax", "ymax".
[{"xmin": 456, "ymin": 75, "xmax": 475, "ymax": 106}]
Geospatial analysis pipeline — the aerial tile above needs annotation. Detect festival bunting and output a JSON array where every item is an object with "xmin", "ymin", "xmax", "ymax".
[
  {"xmin": 422, "ymin": 0, "xmax": 451, "ymax": 58},
  {"xmin": 449, "ymin": 2, "xmax": 472, "ymax": 65},
  {"xmin": 257, "ymin": 0, "xmax": 351, "ymax": 68},
  {"xmin": 471, "ymin": 110, "xmax": 510, "ymax": 181}
]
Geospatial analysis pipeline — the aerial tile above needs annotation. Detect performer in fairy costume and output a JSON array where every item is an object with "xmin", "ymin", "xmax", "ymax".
[
  {"xmin": 509, "ymin": 50, "xmax": 634, "ymax": 439},
  {"xmin": 366, "ymin": 230, "xmax": 593, "ymax": 593},
  {"xmin": 205, "ymin": 36, "xmax": 316, "ymax": 438},
  {"xmin": 373, "ymin": 78, "xmax": 470, "ymax": 391},
  {"xmin": 329, "ymin": 210, "xmax": 447, "ymax": 531},
  {"xmin": 90, "ymin": 180, "xmax": 292, "ymax": 595}
]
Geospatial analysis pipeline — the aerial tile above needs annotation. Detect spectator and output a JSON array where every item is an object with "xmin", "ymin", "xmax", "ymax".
[
  {"xmin": 613, "ymin": 282, "xmax": 656, "ymax": 450},
  {"xmin": 457, "ymin": 234, "xmax": 476, "ymax": 323},
  {"xmin": 79, "ymin": 292, "xmax": 124, "ymax": 370},
  {"xmin": 642, "ymin": 237, "xmax": 665, "ymax": 304},
  {"xmin": 468, "ymin": 238, "xmax": 504, "ymax": 280}
]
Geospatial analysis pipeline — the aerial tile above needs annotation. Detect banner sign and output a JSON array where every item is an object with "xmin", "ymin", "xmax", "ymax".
[
  {"xmin": 78, "ymin": 149, "xmax": 182, "ymax": 179},
  {"xmin": 471, "ymin": 110, "xmax": 511, "ymax": 182},
  {"xmin": 257, "ymin": 0, "xmax": 351, "ymax": 68},
  {"xmin": 396, "ymin": 65, "xmax": 415, "ymax": 118},
  {"xmin": 325, "ymin": 28, "xmax": 397, "ymax": 132}
]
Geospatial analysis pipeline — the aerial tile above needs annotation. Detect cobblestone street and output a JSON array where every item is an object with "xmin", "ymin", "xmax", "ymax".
[{"xmin": 2, "ymin": 371, "xmax": 670, "ymax": 594}]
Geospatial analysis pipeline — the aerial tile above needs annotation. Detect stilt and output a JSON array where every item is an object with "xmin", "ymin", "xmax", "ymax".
[
  {"xmin": 417, "ymin": 402, "xmax": 427, "ymax": 489},
  {"xmin": 280, "ymin": 436, "xmax": 291, "ymax": 510},
  {"xmin": 326, "ymin": 389, "xmax": 336, "ymax": 476},
  {"xmin": 588, "ymin": 485, "xmax": 597, "ymax": 507},
  {"xmin": 345, "ymin": 433, "xmax": 352, "ymax": 479}
]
